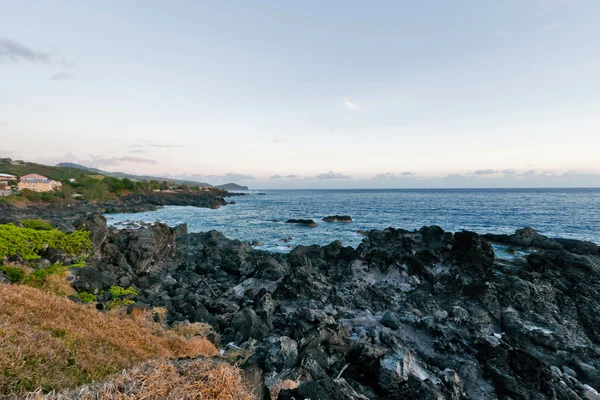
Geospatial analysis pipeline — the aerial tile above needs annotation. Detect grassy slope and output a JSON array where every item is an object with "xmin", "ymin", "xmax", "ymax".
[
  {"xmin": 0, "ymin": 159, "xmax": 92, "ymax": 181},
  {"xmin": 0, "ymin": 284, "xmax": 222, "ymax": 397}
]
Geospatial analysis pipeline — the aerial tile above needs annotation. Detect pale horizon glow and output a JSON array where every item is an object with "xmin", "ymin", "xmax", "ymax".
[{"xmin": 1, "ymin": 1, "xmax": 600, "ymax": 189}]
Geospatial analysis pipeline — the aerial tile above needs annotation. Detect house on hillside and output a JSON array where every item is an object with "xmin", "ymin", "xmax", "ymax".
[
  {"xmin": 0, "ymin": 173, "xmax": 17, "ymax": 193},
  {"xmin": 18, "ymin": 174, "xmax": 62, "ymax": 192}
]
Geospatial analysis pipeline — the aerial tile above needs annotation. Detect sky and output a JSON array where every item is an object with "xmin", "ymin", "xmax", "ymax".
[{"xmin": 1, "ymin": 0, "xmax": 599, "ymax": 189}]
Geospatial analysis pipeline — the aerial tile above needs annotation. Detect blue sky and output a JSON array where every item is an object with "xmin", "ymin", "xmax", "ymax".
[{"xmin": 1, "ymin": 0, "xmax": 599, "ymax": 188}]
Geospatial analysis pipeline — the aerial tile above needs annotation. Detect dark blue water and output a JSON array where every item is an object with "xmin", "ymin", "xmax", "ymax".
[{"xmin": 106, "ymin": 188, "xmax": 600, "ymax": 252}]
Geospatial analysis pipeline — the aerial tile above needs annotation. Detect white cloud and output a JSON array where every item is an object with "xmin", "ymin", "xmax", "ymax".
[
  {"xmin": 315, "ymin": 170, "xmax": 352, "ymax": 180},
  {"xmin": 343, "ymin": 98, "xmax": 359, "ymax": 110},
  {"xmin": 51, "ymin": 72, "xmax": 75, "ymax": 81}
]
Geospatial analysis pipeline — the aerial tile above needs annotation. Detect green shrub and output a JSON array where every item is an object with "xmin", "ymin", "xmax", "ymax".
[
  {"xmin": 0, "ymin": 224, "xmax": 92, "ymax": 261},
  {"xmin": 20, "ymin": 219, "xmax": 53, "ymax": 230},
  {"xmin": 108, "ymin": 286, "xmax": 139, "ymax": 297},
  {"xmin": 0, "ymin": 266, "xmax": 25, "ymax": 283},
  {"xmin": 24, "ymin": 264, "xmax": 67, "ymax": 286},
  {"xmin": 107, "ymin": 286, "xmax": 138, "ymax": 309},
  {"xmin": 74, "ymin": 292, "xmax": 97, "ymax": 303}
]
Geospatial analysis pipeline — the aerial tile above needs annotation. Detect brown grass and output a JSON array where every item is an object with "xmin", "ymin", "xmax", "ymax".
[
  {"xmin": 0, "ymin": 284, "xmax": 217, "ymax": 397},
  {"xmin": 25, "ymin": 358, "xmax": 254, "ymax": 400},
  {"xmin": 269, "ymin": 379, "xmax": 299, "ymax": 400}
]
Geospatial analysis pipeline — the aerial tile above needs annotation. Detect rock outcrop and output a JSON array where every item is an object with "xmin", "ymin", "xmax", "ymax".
[
  {"xmin": 322, "ymin": 215, "xmax": 353, "ymax": 223},
  {"xmin": 285, "ymin": 219, "xmax": 317, "ymax": 227},
  {"xmin": 66, "ymin": 216, "xmax": 600, "ymax": 400}
]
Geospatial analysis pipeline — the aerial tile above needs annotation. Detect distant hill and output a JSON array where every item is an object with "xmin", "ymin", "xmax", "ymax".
[
  {"xmin": 1, "ymin": 158, "xmax": 248, "ymax": 189},
  {"xmin": 0, "ymin": 158, "xmax": 94, "ymax": 181},
  {"xmin": 215, "ymin": 183, "xmax": 249, "ymax": 191},
  {"xmin": 55, "ymin": 162, "xmax": 104, "ymax": 174},
  {"xmin": 56, "ymin": 162, "xmax": 212, "ymax": 187}
]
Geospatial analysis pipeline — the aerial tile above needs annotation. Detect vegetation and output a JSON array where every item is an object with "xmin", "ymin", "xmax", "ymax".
[
  {"xmin": 72, "ymin": 292, "xmax": 96, "ymax": 303},
  {"xmin": 20, "ymin": 219, "xmax": 53, "ymax": 231},
  {"xmin": 31, "ymin": 359, "xmax": 254, "ymax": 400},
  {"xmin": 0, "ymin": 157, "xmax": 229, "ymax": 205},
  {"xmin": 107, "ymin": 286, "xmax": 139, "ymax": 309},
  {"xmin": 0, "ymin": 284, "xmax": 219, "ymax": 396},
  {"xmin": 0, "ymin": 158, "xmax": 93, "ymax": 181},
  {"xmin": 0, "ymin": 266, "xmax": 25, "ymax": 283},
  {"xmin": 0, "ymin": 223, "xmax": 91, "ymax": 261}
]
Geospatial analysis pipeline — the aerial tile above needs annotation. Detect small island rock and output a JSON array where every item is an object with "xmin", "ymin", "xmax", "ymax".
[
  {"xmin": 285, "ymin": 219, "xmax": 317, "ymax": 227},
  {"xmin": 322, "ymin": 215, "xmax": 353, "ymax": 223}
]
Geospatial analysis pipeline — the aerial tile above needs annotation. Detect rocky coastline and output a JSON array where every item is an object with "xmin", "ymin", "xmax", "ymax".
[
  {"xmin": 0, "ymin": 191, "xmax": 239, "ymax": 230},
  {"xmin": 31, "ymin": 214, "xmax": 598, "ymax": 400}
]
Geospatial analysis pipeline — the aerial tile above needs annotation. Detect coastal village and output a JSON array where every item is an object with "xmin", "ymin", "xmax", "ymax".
[{"xmin": 0, "ymin": 172, "xmax": 62, "ymax": 196}]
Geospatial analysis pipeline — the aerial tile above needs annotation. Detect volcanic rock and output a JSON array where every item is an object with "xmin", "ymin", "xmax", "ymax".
[{"xmin": 286, "ymin": 219, "xmax": 317, "ymax": 227}]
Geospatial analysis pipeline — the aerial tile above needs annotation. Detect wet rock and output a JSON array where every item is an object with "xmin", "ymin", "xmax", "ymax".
[
  {"xmin": 484, "ymin": 227, "xmax": 563, "ymax": 251},
  {"xmin": 285, "ymin": 219, "xmax": 317, "ymax": 227},
  {"xmin": 322, "ymin": 215, "xmax": 353, "ymax": 223}
]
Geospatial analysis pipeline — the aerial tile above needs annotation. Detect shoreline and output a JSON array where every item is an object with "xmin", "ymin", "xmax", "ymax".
[{"xmin": 2, "ymin": 210, "xmax": 600, "ymax": 398}]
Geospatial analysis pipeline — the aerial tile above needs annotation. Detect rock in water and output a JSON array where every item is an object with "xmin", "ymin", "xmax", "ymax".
[
  {"xmin": 285, "ymin": 219, "xmax": 317, "ymax": 227},
  {"xmin": 322, "ymin": 215, "xmax": 353, "ymax": 223}
]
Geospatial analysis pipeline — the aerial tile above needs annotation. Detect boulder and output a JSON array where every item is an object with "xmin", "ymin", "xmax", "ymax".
[{"xmin": 229, "ymin": 307, "xmax": 269, "ymax": 343}]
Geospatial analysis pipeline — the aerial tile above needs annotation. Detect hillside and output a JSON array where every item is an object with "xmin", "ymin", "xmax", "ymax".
[
  {"xmin": 57, "ymin": 162, "xmax": 213, "ymax": 187},
  {"xmin": 0, "ymin": 158, "xmax": 94, "ymax": 181},
  {"xmin": 215, "ymin": 183, "xmax": 249, "ymax": 191}
]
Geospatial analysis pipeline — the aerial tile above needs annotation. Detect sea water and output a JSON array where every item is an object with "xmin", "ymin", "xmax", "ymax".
[{"xmin": 105, "ymin": 188, "xmax": 600, "ymax": 252}]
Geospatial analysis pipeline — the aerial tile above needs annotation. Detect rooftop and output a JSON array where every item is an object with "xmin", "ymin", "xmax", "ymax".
[{"xmin": 21, "ymin": 173, "xmax": 49, "ymax": 180}]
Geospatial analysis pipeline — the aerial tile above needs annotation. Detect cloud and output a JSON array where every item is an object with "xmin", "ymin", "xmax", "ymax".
[
  {"xmin": 470, "ymin": 169, "xmax": 499, "ymax": 175},
  {"xmin": 33, "ymin": 153, "xmax": 158, "ymax": 168},
  {"xmin": 147, "ymin": 144, "xmax": 183, "ymax": 148},
  {"xmin": 343, "ymin": 98, "xmax": 359, "ymax": 110},
  {"xmin": 272, "ymin": 138, "xmax": 280, "ymax": 144},
  {"xmin": 128, "ymin": 150, "xmax": 147, "ymax": 154},
  {"xmin": 315, "ymin": 170, "xmax": 352, "ymax": 180},
  {"xmin": 181, "ymin": 172, "xmax": 255, "ymax": 182},
  {"xmin": 374, "ymin": 172, "xmax": 417, "ymax": 180},
  {"xmin": 270, "ymin": 174, "xmax": 299, "ymax": 180},
  {"xmin": 50, "ymin": 72, "xmax": 75, "ymax": 81},
  {"xmin": 0, "ymin": 37, "xmax": 51, "ymax": 63},
  {"xmin": 87, "ymin": 155, "xmax": 158, "ymax": 167}
]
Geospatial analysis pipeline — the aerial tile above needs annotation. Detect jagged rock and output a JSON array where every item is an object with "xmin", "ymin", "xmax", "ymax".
[
  {"xmin": 62, "ymin": 223, "xmax": 600, "ymax": 399},
  {"xmin": 75, "ymin": 213, "xmax": 108, "ymax": 256},
  {"xmin": 229, "ymin": 307, "xmax": 269, "ymax": 343},
  {"xmin": 278, "ymin": 378, "xmax": 369, "ymax": 400},
  {"xmin": 484, "ymin": 227, "xmax": 563, "ymax": 251},
  {"xmin": 381, "ymin": 311, "xmax": 399, "ymax": 330},
  {"xmin": 260, "ymin": 336, "xmax": 299, "ymax": 372}
]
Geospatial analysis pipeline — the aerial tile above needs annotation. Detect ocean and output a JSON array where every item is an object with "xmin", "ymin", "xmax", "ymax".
[{"xmin": 105, "ymin": 188, "xmax": 600, "ymax": 252}]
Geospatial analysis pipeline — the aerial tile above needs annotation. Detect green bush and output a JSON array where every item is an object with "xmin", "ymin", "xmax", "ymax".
[
  {"xmin": 108, "ymin": 286, "xmax": 138, "ymax": 298},
  {"xmin": 0, "ymin": 266, "xmax": 25, "ymax": 283},
  {"xmin": 24, "ymin": 264, "xmax": 67, "ymax": 286},
  {"xmin": 0, "ymin": 224, "xmax": 92, "ymax": 261},
  {"xmin": 107, "ymin": 286, "xmax": 138, "ymax": 309},
  {"xmin": 74, "ymin": 291, "xmax": 97, "ymax": 303},
  {"xmin": 20, "ymin": 219, "xmax": 53, "ymax": 230}
]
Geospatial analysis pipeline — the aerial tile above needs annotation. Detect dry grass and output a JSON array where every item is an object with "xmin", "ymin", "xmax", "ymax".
[
  {"xmin": 0, "ymin": 284, "xmax": 217, "ymax": 397},
  {"xmin": 269, "ymin": 379, "xmax": 299, "ymax": 400},
  {"xmin": 25, "ymin": 358, "xmax": 255, "ymax": 400}
]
